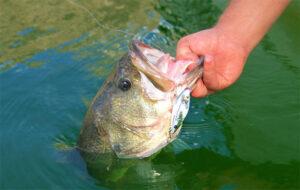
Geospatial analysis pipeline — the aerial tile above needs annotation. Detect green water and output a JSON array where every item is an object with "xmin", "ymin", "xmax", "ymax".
[{"xmin": 0, "ymin": 0, "xmax": 299, "ymax": 189}]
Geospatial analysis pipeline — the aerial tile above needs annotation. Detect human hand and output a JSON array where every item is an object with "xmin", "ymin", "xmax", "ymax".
[{"xmin": 176, "ymin": 27, "xmax": 248, "ymax": 97}]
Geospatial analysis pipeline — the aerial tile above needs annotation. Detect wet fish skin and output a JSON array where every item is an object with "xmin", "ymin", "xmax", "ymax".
[{"xmin": 78, "ymin": 41, "xmax": 203, "ymax": 158}]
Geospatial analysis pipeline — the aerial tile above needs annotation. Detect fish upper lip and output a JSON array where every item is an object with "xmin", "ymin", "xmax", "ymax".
[
  {"xmin": 130, "ymin": 40, "xmax": 204, "ymax": 91},
  {"xmin": 130, "ymin": 54, "xmax": 176, "ymax": 91},
  {"xmin": 130, "ymin": 40, "xmax": 151, "ymax": 63}
]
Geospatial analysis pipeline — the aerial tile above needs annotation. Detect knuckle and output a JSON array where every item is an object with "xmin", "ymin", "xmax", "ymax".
[{"xmin": 177, "ymin": 36, "xmax": 189, "ymax": 47}]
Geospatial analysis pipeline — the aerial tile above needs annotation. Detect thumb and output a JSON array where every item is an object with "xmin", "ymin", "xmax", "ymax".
[{"xmin": 176, "ymin": 37, "xmax": 199, "ymax": 62}]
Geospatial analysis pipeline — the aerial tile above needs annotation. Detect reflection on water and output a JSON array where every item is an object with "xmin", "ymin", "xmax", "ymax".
[
  {"xmin": 77, "ymin": 147, "xmax": 299, "ymax": 190},
  {"xmin": 0, "ymin": 0, "xmax": 299, "ymax": 189},
  {"xmin": 0, "ymin": 0, "xmax": 158, "ymax": 70}
]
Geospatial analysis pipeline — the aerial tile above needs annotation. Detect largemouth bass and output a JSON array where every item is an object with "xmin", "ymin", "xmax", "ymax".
[{"xmin": 78, "ymin": 40, "xmax": 203, "ymax": 158}]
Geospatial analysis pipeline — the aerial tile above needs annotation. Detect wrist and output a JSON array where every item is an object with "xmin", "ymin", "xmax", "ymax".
[
  {"xmin": 212, "ymin": 24, "xmax": 250, "ymax": 61},
  {"xmin": 213, "ymin": 0, "xmax": 290, "ymax": 56}
]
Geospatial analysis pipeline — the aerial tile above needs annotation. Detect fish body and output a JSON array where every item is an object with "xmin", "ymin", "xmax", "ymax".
[{"xmin": 78, "ymin": 40, "xmax": 203, "ymax": 158}]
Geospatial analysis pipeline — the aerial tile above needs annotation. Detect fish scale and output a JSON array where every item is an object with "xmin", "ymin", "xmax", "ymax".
[{"xmin": 78, "ymin": 40, "xmax": 203, "ymax": 158}]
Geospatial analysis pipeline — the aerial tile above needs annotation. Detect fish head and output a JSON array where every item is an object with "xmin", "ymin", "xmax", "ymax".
[{"xmin": 85, "ymin": 40, "xmax": 203, "ymax": 158}]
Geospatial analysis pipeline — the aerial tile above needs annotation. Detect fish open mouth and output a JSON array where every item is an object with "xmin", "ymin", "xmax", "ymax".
[{"xmin": 130, "ymin": 40, "xmax": 204, "ymax": 92}]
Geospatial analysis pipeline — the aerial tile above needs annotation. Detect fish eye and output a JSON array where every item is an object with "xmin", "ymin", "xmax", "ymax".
[{"xmin": 118, "ymin": 78, "xmax": 131, "ymax": 91}]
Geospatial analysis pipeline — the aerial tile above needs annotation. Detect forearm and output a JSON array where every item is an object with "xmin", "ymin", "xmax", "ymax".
[{"xmin": 215, "ymin": 0, "xmax": 290, "ymax": 54}]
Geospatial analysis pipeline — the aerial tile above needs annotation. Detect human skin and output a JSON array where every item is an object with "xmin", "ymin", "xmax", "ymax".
[{"xmin": 176, "ymin": 0, "xmax": 290, "ymax": 97}]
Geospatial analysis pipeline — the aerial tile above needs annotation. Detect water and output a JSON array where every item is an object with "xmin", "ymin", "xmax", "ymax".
[{"xmin": 0, "ymin": 0, "xmax": 299, "ymax": 189}]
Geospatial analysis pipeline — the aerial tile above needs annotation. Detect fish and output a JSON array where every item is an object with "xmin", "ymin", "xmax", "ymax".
[{"xmin": 78, "ymin": 40, "xmax": 203, "ymax": 158}]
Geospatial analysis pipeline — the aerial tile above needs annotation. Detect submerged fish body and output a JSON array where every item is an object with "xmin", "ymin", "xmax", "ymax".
[{"xmin": 78, "ymin": 40, "xmax": 203, "ymax": 158}]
